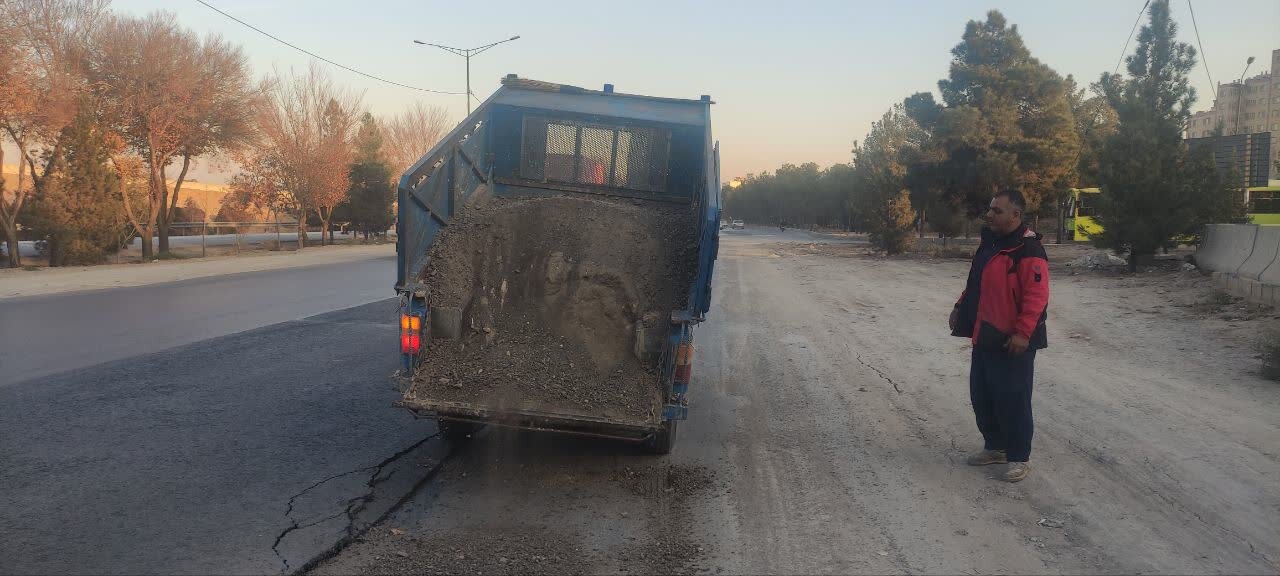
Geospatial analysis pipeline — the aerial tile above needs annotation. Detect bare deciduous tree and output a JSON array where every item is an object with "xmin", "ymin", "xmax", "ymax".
[
  {"xmin": 243, "ymin": 64, "xmax": 361, "ymax": 248},
  {"xmin": 383, "ymin": 101, "xmax": 451, "ymax": 177},
  {"xmin": 160, "ymin": 34, "xmax": 263, "ymax": 252},
  {"xmin": 0, "ymin": 13, "xmax": 37, "ymax": 266},
  {"xmin": 0, "ymin": 0, "xmax": 108, "ymax": 267},
  {"xmin": 89, "ymin": 11, "xmax": 201, "ymax": 260},
  {"xmin": 313, "ymin": 99, "xmax": 359, "ymax": 245}
]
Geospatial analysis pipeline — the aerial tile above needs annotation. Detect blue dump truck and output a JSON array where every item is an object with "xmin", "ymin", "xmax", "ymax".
[{"xmin": 393, "ymin": 76, "xmax": 719, "ymax": 453}]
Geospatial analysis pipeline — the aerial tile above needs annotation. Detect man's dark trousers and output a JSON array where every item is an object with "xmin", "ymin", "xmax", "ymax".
[{"xmin": 970, "ymin": 347, "xmax": 1036, "ymax": 462}]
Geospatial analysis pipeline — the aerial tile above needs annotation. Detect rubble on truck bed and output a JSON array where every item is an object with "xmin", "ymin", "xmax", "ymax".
[{"xmin": 406, "ymin": 190, "xmax": 699, "ymax": 425}]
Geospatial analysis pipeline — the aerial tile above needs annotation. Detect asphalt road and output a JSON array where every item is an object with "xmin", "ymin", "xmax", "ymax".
[
  {"xmin": 0, "ymin": 254, "xmax": 395, "ymax": 387},
  {"xmin": 0, "ymin": 255, "xmax": 443, "ymax": 574}
]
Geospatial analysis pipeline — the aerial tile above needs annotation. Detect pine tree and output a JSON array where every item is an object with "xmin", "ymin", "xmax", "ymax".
[
  {"xmin": 852, "ymin": 105, "xmax": 921, "ymax": 254},
  {"xmin": 925, "ymin": 11, "xmax": 1079, "ymax": 217},
  {"xmin": 1092, "ymin": 0, "xmax": 1234, "ymax": 270},
  {"xmin": 21, "ymin": 109, "xmax": 127, "ymax": 266},
  {"xmin": 342, "ymin": 113, "xmax": 394, "ymax": 239},
  {"xmin": 880, "ymin": 190, "xmax": 917, "ymax": 254}
]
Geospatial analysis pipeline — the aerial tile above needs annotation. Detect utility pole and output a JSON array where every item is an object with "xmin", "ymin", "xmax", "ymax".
[
  {"xmin": 1233, "ymin": 54, "xmax": 1254, "ymax": 133},
  {"xmin": 413, "ymin": 36, "xmax": 521, "ymax": 116}
]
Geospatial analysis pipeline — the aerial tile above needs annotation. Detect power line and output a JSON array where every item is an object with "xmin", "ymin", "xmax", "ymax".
[
  {"xmin": 192, "ymin": 0, "xmax": 464, "ymax": 95},
  {"xmin": 1186, "ymin": 0, "xmax": 1215, "ymax": 90},
  {"xmin": 1115, "ymin": 0, "xmax": 1151, "ymax": 75}
]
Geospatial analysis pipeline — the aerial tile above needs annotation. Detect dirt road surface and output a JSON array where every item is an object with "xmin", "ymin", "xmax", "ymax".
[{"xmin": 315, "ymin": 227, "xmax": 1279, "ymax": 575}]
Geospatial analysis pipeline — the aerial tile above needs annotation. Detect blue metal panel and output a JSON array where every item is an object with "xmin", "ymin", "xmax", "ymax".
[
  {"xmin": 687, "ymin": 105, "xmax": 720, "ymax": 319},
  {"xmin": 396, "ymin": 95, "xmax": 499, "ymax": 291},
  {"xmin": 492, "ymin": 89, "xmax": 708, "ymax": 127}
]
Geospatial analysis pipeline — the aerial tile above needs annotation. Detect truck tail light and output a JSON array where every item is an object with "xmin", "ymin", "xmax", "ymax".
[
  {"xmin": 675, "ymin": 343, "xmax": 693, "ymax": 366},
  {"xmin": 401, "ymin": 332, "xmax": 421, "ymax": 354},
  {"xmin": 400, "ymin": 314, "xmax": 421, "ymax": 331},
  {"xmin": 400, "ymin": 313, "xmax": 423, "ymax": 354},
  {"xmin": 673, "ymin": 342, "xmax": 693, "ymax": 383}
]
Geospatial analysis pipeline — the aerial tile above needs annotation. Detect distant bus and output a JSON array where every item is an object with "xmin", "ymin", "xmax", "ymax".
[
  {"xmin": 1247, "ymin": 186, "xmax": 1280, "ymax": 225},
  {"xmin": 1064, "ymin": 186, "xmax": 1279, "ymax": 242},
  {"xmin": 1064, "ymin": 188, "xmax": 1102, "ymax": 241}
]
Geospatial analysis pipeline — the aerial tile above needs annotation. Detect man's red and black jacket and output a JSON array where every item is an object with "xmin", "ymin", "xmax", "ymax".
[{"xmin": 952, "ymin": 225, "xmax": 1049, "ymax": 349}]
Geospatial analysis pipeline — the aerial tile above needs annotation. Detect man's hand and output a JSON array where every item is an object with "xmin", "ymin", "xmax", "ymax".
[
  {"xmin": 949, "ymin": 308, "xmax": 959, "ymax": 332},
  {"xmin": 1005, "ymin": 334, "xmax": 1029, "ymax": 356}
]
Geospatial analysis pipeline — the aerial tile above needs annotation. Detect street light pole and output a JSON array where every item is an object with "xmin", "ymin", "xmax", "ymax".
[
  {"xmin": 413, "ymin": 35, "xmax": 521, "ymax": 116},
  {"xmin": 1233, "ymin": 56, "xmax": 1254, "ymax": 135}
]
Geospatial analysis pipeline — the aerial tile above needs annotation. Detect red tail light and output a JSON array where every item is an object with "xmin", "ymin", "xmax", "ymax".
[
  {"xmin": 400, "ymin": 332, "xmax": 421, "ymax": 354},
  {"xmin": 400, "ymin": 312, "xmax": 423, "ymax": 354},
  {"xmin": 673, "ymin": 342, "xmax": 693, "ymax": 382},
  {"xmin": 676, "ymin": 343, "xmax": 693, "ymax": 366}
]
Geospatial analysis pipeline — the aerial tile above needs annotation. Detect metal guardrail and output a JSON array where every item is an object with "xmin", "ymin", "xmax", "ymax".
[
  {"xmin": 166, "ymin": 221, "xmax": 298, "ymax": 258},
  {"xmin": 166, "ymin": 221, "xmax": 388, "ymax": 257}
]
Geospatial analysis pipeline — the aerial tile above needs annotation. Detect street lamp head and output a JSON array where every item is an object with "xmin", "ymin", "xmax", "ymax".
[
  {"xmin": 510, "ymin": 35, "xmax": 521, "ymax": 40},
  {"xmin": 1247, "ymin": 56, "xmax": 1255, "ymax": 65},
  {"xmin": 413, "ymin": 40, "xmax": 426, "ymax": 45}
]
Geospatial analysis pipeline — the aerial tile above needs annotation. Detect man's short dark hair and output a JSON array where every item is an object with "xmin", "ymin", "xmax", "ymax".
[{"xmin": 995, "ymin": 189, "xmax": 1026, "ymax": 213}]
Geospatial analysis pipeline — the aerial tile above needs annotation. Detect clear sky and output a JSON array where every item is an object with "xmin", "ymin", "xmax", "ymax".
[{"xmin": 49, "ymin": 0, "xmax": 1280, "ymax": 182}]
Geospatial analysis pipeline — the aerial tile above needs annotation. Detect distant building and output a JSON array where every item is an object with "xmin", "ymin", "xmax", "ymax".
[
  {"xmin": 1186, "ymin": 48, "xmax": 1280, "ymax": 183},
  {"xmin": 1186, "ymin": 132, "xmax": 1272, "ymax": 188},
  {"xmin": 3, "ymin": 163, "xmax": 232, "ymax": 219}
]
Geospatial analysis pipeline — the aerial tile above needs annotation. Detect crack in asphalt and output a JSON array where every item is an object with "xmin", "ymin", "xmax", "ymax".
[
  {"xmin": 856, "ymin": 354, "xmax": 902, "ymax": 393},
  {"xmin": 271, "ymin": 431, "xmax": 443, "ymax": 574}
]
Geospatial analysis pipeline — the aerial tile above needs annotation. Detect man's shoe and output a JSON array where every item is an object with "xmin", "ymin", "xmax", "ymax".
[
  {"xmin": 966, "ymin": 449, "xmax": 1008, "ymax": 466},
  {"xmin": 1003, "ymin": 461, "xmax": 1030, "ymax": 482}
]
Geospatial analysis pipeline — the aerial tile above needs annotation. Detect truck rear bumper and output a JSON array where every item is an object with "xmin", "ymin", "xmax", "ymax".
[{"xmin": 396, "ymin": 397, "xmax": 663, "ymax": 443}]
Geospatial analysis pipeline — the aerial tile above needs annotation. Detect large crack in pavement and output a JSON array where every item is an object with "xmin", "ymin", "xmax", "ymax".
[
  {"xmin": 272, "ymin": 431, "xmax": 447, "ymax": 575},
  {"xmin": 856, "ymin": 353, "xmax": 903, "ymax": 393}
]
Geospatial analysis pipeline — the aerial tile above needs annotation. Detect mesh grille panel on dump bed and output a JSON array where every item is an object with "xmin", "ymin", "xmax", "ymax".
[{"xmin": 520, "ymin": 116, "xmax": 670, "ymax": 194}]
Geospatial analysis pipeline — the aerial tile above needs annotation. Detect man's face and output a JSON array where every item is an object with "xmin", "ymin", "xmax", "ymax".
[{"xmin": 984, "ymin": 195, "xmax": 1021, "ymax": 235}]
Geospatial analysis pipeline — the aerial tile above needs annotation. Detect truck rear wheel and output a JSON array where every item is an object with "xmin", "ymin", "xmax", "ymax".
[
  {"xmin": 642, "ymin": 420, "xmax": 678, "ymax": 454},
  {"xmin": 437, "ymin": 420, "xmax": 481, "ymax": 445}
]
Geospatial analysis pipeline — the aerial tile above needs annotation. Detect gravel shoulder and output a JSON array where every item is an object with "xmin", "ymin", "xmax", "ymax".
[
  {"xmin": 316, "ymin": 231, "xmax": 1279, "ymax": 574},
  {"xmin": 0, "ymin": 243, "xmax": 394, "ymax": 299}
]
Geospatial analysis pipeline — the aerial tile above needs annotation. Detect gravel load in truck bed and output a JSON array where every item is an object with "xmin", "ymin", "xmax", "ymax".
[{"xmin": 406, "ymin": 189, "xmax": 700, "ymax": 425}]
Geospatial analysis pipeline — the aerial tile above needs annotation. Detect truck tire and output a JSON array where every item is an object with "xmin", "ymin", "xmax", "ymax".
[
  {"xmin": 438, "ymin": 420, "xmax": 481, "ymax": 445},
  {"xmin": 642, "ymin": 420, "xmax": 678, "ymax": 454}
]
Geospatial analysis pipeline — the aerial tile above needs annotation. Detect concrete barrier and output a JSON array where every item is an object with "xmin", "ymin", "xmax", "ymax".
[
  {"xmin": 1197, "ymin": 223, "xmax": 1280, "ymax": 308},
  {"xmin": 1224, "ymin": 225, "xmax": 1260, "ymax": 273},
  {"xmin": 1239, "ymin": 226, "xmax": 1280, "ymax": 280},
  {"xmin": 1194, "ymin": 224, "xmax": 1230, "ymax": 271},
  {"xmin": 1261, "ymin": 250, "xmax": 1280, "ymax": 286},
  {"xmin": 1195, "ymin": 224, "xmax": 1259, "ymax": 274}
]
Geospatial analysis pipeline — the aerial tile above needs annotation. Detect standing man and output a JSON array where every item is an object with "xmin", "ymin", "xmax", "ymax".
[{"xmin": 949, "ymin": 189, "xmax": 1049, "ymax": 483}]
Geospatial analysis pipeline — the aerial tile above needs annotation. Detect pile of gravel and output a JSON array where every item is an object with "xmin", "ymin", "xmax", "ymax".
[{"xmin": 407, "ymin": 190, "xmax": 699, "ymax": 425}]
